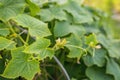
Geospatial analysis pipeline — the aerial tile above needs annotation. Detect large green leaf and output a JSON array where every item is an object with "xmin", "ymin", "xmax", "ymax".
[
  {"xmin": 0, "ymin": 23, "xmax": 10, "ymax": 37},
  {"xmin": 39, "ymin": 6, "xmax": 67, "ymax": 21},
  {"xmin": 86, "ymin": 66, "xmax": 114, "ymax": 80},
  {"xmin": 83, "ymin": 49, "xmax": 106, "ymax": 67},
  {"xmin": 2, "ymin": 47, "xmax": 40, "ymax": 80},
  {"xmin": 13, "ymin": 14, "xmax": 51, "ymax": 37},
  {"xmin": 0, "ymin": 37, "xmax": 16, "ymax": 50},
  {"xmin": 24, "ymin": 37, "xmax": 54, "ymax": 60},
  {"xmin": 62, "ymin": 1, "xmax": 93, "ymax": 24},
  {"xmin": 97, "ymin": 34, "xmax": 120, "ymax": 59},
  {"xmin": 106, "ymin": 58, "xmax": 120, "ymax": 80},
  {"xmin": 0, "ymin": 0, "xmax": 26, "ymax": 22},
  {"xmin": 54, "ymin": 21, "xmax": 85, "ymax": 37},
  {"xmin": 65, "ymin": 34, "xmax": 85, "ymax": 61}
]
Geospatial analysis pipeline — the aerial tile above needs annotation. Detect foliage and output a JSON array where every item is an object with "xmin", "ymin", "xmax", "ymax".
[{"xmin": 0, "ymin": 0, "xmax": 120, "ymax": 80}]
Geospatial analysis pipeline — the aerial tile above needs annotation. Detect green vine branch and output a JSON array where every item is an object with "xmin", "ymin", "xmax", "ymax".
[{"xmin": 7, "ymin": 22, "xmax": 28, "ymax": 46}]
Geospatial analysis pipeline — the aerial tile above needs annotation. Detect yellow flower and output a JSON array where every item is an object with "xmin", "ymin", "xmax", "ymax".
[{"xmin": 55, "ymin": 38, "xmax": 67, "ymax": 49}]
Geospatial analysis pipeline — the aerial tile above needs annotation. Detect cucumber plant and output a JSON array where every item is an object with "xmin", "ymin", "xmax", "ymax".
[{"xmin": 0, "ymin": 0, "xmax": 120, "ymax": 80}]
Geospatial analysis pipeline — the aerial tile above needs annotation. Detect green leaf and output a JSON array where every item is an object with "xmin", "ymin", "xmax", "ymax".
[
  {"xmin": 108, "ymin": 46, "xmax": 120, "ymax": 59},
  {"xmin": 38, "ymin": 48, "xmax": 54, "ymax": 60},
  {"xmin": 54, "ymin": 21, "xmax": 85, "ymax": 37},
  {"xmin": 0, "ymin": 0, "xmax": 26, "ymax": 22},
  {"xmin": 0, "ymin": 37, "xmax": 16, "ymax": 50},
  {"xmin": 69, "ymin": 0, "xmax": 84, "ymax": 4},
  {"xmin": 39, "ymin": 6, "xmax": 67, "ymax": 21},
  {"xmin": 65, "ymin": 34, "xmax": 85, "ymax": 61},
  {"xmin": 86, "ymin": 66, "xmax": 114, "ymax": 80},
  {"xmin": 85, "ymin": 33, "xmax": 98, "ymax": 47},
  {"xmin": 31, "ymin": 0, "xmax": 68, "ymax": 6},
  {"xmin": 84, "ymin": 23, "xmax": 100, "ymax": 34},
  {"xmin": 26, "ymin": 0, "xmax": 40, "ymax": 16},
  {"xmin": 83, "ymin": 49, "xmax": 106, "ymax": 67},
  {"xmin": 97, "ymin": 34, "xmax": 120, "ymax": 58},
  {"xmin": 2, "ymin": 47, "xmax": 40, "ymax": 80},
  {"xmin": 62, "ymin": 1, "xmax": 93, "ymax": 24},
  {"xmin": 52, "ymin": 0, "xmax": 68, "ymax": 5},
  {"xmin": 0, "ymin": 28, "xmax": 9, "ymax": 37},
  {"xmin": 13, "ymin": 14, "xmax": 51, "ymax": 37},
  {"xmin": 24, "ymin": 37, "xmax": 50, "ymax": 53},
  {"xmin": 24, "ymin": 37, "xmax": 54, "ymax": 60},
  {"xmin": 97, "ymin": 34, "xmax": 111, "ymax": 49},
  {"xmin": 106, "ymin": 58, "xmax": 120, "ymax": 80},
  {"xmin": 0, "ymin": 23, "xmax": 10, "ymax": 37}
]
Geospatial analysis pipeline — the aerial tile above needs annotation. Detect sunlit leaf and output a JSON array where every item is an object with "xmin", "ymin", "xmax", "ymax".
[
  {"xmin": 0, "ymin": 0, "xmax": 26, "ymax": 22},
  {"xmin": 2, "ymin": 47, "xmax": 40, "ymax": 80},
  {"xmin": 85, "ymin": 33, "xmax": 98, "ymax": 47},
  {"xmin": 13, "ymin": 14, "xmax": 51, "ymax": 37},
  {"xmin": 0, "ymin": 23, "xmax": 10, "ymax": 36},
  {"xmin": 24, "ymin": 38, "xmax": 54, "ymax": 60},
  {"xmin": 0, "ymin": 37, "xmax": 16, "ymax": 50}
]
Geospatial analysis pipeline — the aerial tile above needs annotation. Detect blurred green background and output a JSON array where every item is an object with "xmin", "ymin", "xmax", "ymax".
[{"xmin": 84, "ymin": 0, "xmax": 120, "ymax": 39}]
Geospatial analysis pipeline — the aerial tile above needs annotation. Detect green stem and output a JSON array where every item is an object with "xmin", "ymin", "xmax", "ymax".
[
  {"xmin": 7, "ymin": 22, "xmax": 27, "ymax": 45},
  {"xmin": 92, "ymin": 48, "xmax": 95, "ymax": 57},
  {"xmin": 18, "ymin": 35, "xmax": 28, "ymax": 45},
  {"xmin": 26, "ymin": 32, "xmax": 30, "ymax": 43}
]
